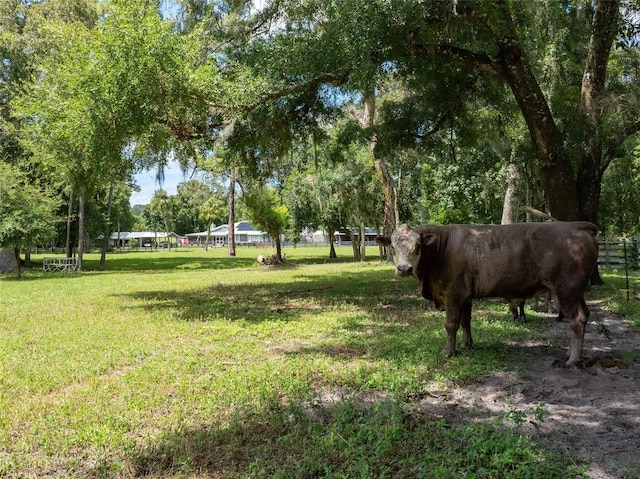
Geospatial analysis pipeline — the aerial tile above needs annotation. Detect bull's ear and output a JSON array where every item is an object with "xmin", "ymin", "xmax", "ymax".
[
  {"xmin": 375, "ymin": 236, "xmax": 391, "ymax": 247},
  {"xmin": 423, "ymin": 233, "xmax": 437, "ymax": 246}
]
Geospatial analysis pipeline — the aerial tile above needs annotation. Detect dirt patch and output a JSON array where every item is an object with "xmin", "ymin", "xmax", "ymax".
[{"xmin": 418, "ymin": 301, "xmax": 640, "ymax": 479}]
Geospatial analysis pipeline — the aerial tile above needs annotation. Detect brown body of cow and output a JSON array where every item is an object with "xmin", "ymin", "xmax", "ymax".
[{"xmin": 375, "ymin": 221, "xmax": 599, "ymax": 366}]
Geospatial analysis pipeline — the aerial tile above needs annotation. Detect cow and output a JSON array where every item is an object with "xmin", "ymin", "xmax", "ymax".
[{"xmin": 375, "ymin": 222, "xmax": 599, "ymax": 367}]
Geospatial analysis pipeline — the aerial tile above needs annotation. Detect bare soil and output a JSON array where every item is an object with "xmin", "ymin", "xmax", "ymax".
[{"xmin": 418, "ymin": 301, "xmax": 640, "ymax": 479}]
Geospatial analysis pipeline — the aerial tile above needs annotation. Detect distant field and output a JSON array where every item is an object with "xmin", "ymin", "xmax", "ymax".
[{"xmin": 1, "ymin": 247, "xmax": 636, "ymax": 478}]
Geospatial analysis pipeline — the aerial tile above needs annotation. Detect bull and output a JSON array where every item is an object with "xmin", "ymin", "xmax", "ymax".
[{"xmin": 375, "ymin": 222, "xmax": 598, "ymax": 366}]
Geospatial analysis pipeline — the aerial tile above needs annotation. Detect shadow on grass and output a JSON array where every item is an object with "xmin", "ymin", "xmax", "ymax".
[
  {"xmin": 119, "ymin": 266, "xmax": 553, "ymax": 370},
  {"xmin": 120, "ymin": 268, "xmax": 424, "ymax": 323},
  {"xmin": 126, "ymin": 388, "xmax": 586, "ymax": 479},
  {"xmin": 115, "ymin": 269, "xmax": 590, "ymax": 478},
  {"xmin": 82, "ymin": 254, "xmax": 258, "ymax": 272}
]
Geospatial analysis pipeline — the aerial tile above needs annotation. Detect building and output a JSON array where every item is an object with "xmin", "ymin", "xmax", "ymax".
[
  {"xmin": 301, "ymin": 227, "xmax": 380, "ymax": 245},
  {"xmin": 185, "ymin": 221, "xmax": 271, "ymax": 246},
  {"xmin": 109, "ymin": 231, "xmax": 186, "ymax": 249}
]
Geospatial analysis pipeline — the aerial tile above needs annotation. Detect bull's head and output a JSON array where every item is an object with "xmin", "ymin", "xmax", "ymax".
[{"xmin": 375, "ymin": 224, "xmax": 422, "ymax": 277}]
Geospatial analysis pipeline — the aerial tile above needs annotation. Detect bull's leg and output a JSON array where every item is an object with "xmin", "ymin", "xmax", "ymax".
[
  {"xmin": 509, "ymin": 301, "xmax": 518, "ymax": 321},
  {"xmin": 563, "ymin": 298, "xmax": 590, "ymax": 367},
  {"xmin": 443, "ymin": 306, "xmax": 462, "ymax": 357},
  {"xmin": 460, "ymin": 301, "xmax": 473, "ymax": 349}
]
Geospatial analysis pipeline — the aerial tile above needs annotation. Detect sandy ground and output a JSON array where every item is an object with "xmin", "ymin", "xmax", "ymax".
[{"xmin": 417, "ymin": 301, "xmax": 640, "ymax": 478}]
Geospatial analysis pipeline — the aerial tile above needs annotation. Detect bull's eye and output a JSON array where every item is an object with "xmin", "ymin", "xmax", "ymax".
[{"xmin": 414, "ymin": 244, "xmax": 420, "ymax": 254}]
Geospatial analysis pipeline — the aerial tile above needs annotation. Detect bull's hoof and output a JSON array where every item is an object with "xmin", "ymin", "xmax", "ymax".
[
  {"xmin": 564, "ymin": 359, "xmax": 584, "ymax": 368},
  {"xmin": 442, "ymin": 348, "xmax": 456, "ymax": 357},
  {"xmin": 460, "ymin": 340, "xmax": 473, "ymax": 350},
  {"xmin": 555, "ymin": 356, "xmax": 583, "ymax": 368}
]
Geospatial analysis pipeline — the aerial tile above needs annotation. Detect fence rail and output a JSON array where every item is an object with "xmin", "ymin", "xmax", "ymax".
[{"xmin": 598, "ymin": 238, "xmax": 638, "ymax": 270}]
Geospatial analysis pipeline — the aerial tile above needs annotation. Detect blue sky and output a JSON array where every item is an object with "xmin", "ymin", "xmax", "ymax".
[{"xmin": 130, "ymin": 162, "xmax": 188, "ymax": 206}]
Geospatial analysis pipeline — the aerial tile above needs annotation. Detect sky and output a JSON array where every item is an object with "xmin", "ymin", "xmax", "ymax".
[{"xmin": 130, "ymin": 162, "xmax": 190, "ymax": 206}]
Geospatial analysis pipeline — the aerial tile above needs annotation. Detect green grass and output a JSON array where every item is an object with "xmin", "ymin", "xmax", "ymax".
[{"xmin": 2, "ymin": 246, "xmax": 634, "ymax": 478}]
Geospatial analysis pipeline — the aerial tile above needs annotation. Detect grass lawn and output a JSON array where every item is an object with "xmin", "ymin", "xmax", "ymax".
[{"xmin": 1, "ymin": 245, "xmax": 636, "ymax": 478}]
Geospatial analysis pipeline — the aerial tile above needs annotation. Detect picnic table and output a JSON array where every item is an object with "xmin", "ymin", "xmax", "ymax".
[{"xmin": 42, "ymin": 257, "xmax": 78, "ymax": 272}]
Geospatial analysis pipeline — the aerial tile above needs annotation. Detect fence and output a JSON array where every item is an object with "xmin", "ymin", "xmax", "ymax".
[{"xmin": 598, "ymin": 238, "xmax": 639, "ymax": 270}]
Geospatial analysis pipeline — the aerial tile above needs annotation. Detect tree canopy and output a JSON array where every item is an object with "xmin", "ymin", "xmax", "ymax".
[{"xmin": 3, "ymin": 0, "xmax": 640, "ymax": 270}]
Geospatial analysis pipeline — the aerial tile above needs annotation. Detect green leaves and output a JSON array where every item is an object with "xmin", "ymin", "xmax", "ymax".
[{"xmin": 0, "ymin": 162, "xmax": 61, "ymax": 251}]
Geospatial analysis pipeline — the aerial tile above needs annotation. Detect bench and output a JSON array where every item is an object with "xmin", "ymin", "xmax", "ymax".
[{"xmin": 43, "ymin": 257, "xmax": 78, "ymax": 272}]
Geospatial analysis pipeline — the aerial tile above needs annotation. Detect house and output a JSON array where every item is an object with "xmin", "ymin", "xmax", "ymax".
[
  {"xmin": 109, "ymin": 231, "xmax": 185, "ymax": 249},
  {"xmin": 185, "ymin": 221, "xmax": 271, "ymax": 246}
]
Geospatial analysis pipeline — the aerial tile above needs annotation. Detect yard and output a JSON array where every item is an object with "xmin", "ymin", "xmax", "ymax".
[{"xmin": 1, "ymin": 246, "xmax": 639, "ymax": 478}]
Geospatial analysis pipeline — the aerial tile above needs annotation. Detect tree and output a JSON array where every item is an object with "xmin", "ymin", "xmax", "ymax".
[
  {"xmin": 227, "ymin": 168, "xmax": 238, "ymax": 257},
  {"xmin": 599, "ymin": 145, "xmax": 640, "ymax": 236},
  {"xmin": 350, "ymin": 92, "xmax": 397, "ymax": 240},
  {"xmin": 0, "ymin": 1, "xmax": 97, "ymax": 269},
  {"xmin": 149, "ymin": 189, "xmax": 176, "ymax": 248},
  {"xmin": 227, "ymin": 1, "xmax": 640, "ymax": 285},
  {"xmin": 174, "ymin": 180, "xmax": 215, "ymax": 235},
  {"xmin": 283, "ymin": 136, "xmax": 384, "ymax": 260},
  {"xmin": 0, "ymin": 163, "xmax": 60, "ymax": 277},
  {"xmin": 199, "ymin": 196, "xmax": 225, "ymax": 251},
  {"xmin": 16, "ymin": 0, "xmax": 199, "ymax": 268},
  {"xmin": 242, "ymin": 182, "xmax": 289, "ymax": 262},
  {"xmin": 238, "ymin": 1, "xmax": 640, "ymax": 226}
]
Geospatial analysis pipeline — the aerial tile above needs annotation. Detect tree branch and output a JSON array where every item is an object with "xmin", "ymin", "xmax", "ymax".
[
  {"xmin": 581, "ymin": 0, "xmax": 620, "ymax": 114},
  {"xmin": 248, "ymin": 70, "xmax": 351, "ymax": 110},
  {"xmin": 434, "ymin": 43, "xmax": 497, "ymax": 73}
]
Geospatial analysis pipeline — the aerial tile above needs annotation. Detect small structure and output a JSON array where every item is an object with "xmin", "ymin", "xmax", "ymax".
[
  {"xmin": 301, "ymin": 227, "xmax": 380, "ymax": 245},
  {"xmin": 186, "ymin": 221, "xmax": 270, "ymax": 247},
  {"xmin": 109, "ymin": 231, "xmax": 185, "ymax": 249},
  {"xmin": 43, "ymin": 257, "xmax": 78, "ymax": 272}
]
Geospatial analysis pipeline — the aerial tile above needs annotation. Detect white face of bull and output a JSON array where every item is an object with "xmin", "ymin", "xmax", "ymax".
[{"xmin": 375, "ymin": 224, "xmax": 422, "ymax": 277}]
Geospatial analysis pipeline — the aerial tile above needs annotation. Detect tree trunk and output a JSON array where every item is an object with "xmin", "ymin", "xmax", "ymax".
[
  {"xmin": 0, "ymin": 248, "xmax": 18, "ymax": 275},
  {"xmin": 77, "ymin": 189, "xmax": 85, "ymax": 271},
  {"xmin": 580, "ymin": 0, "xmax": 619, "ymax": 117},
  {"xmin": 495, "ymin": 38, "xmax": 579, "ymax": 221},
  {"xmin": 374, "ymin": 158, "xmax": 396, "ymax": 236},
  {"xmin": 501, "ymin": 156, "xmax": 520, "ymax": 225},
  {"xmin": 329, "ymin": 235, "xmax": 337, "ymax": 258},
  {"xmin": 575, "ymin": 0, "xmax": 617, "ymax": 227},
  {"xmin": 164, "ymin": 217, "xmax": 171, "ymax": 250},
  {"xmin": 327, "ymin": 222, "xmax": 338, "ymax": 258},
  {"xmin": 99, "ymin": 184, "xmax": 114, "ymax": 271},
  {"xmin": 13, "ymin": 247, "xmax": 22, "ymax": 278},
  {"xmin": 274, "ymin": 234, "xmax": 283, "ymax": 262},
  {"xmin": 350, "ymin": 93, "xmax": 397, "ymax": 237},
  {"xmin": 228, "ymin": 168, "xmax": 237, "ymax": 257},
  {"xmin": 359, "ymin": 221, "xmax": 366, "ymax": 262},
  {"xmin": 577, "ymin": 157, "xmax": 606, "ymax": 285},
  {"xmin": 340, "ymin": 228, "xmax": 360, "ymax": 261},
  {"xmin": 574, "ymin": 0, "xmax": 619, "ymax": 285},
  {"xmin": 65, "ymin": 190, "xmax": 74, "ymax": 258}
]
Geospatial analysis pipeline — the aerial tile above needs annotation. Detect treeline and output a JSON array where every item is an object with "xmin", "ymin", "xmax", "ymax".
[{"xmin": 2, "ymin": 0, "xmax": 640, "ymax": 275}]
